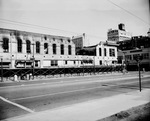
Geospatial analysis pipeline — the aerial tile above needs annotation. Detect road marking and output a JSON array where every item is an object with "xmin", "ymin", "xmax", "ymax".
[{"xmin": 0, "ymin": 96, "xmax": 34, "ymax": 113}]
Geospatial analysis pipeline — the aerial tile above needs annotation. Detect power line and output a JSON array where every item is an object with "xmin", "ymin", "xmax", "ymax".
[
  {"xmin": 0, "ymin": 18, "xmax": 106, "ymax": 40},
  {"xmin": 107, "ymin": 0, "xmax": 150, "ymax": 26},
  {"xmin": 0, "ymin": 18, "xmax": 81, "ymax": 35}
]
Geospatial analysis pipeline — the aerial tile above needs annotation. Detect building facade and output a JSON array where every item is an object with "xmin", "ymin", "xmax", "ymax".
[
  {"xmin": 117, "ymin": 31, "xmax": 150, "ymax": 71},
  {"xmin": 77, "ymin": 41, "xmax": 118, "ymax": 66},
  {"xmin": 0, "ymin": 28, "xmax": 118, "ymax": 69},
  {"xmin": 0, "ymin": 28, "xmax": 77, "ymax": 68},
  {"xmin": 107, "ymin": 23, "xmax": 132, "ymax": 42},
  {"xmin": 72, "ymin": 34, "xmax": 85, "ymax": 55},
  {"xmin": 118, "ymin": 48, "xmax": 150, "ymax": 71}
]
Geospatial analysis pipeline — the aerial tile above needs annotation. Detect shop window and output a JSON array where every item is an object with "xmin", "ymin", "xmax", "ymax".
[
  {"xmin": 51, "ymin": 60, "xmax": 58, "ymax": 66},
  {"xmin": 35, "ymin": 60, "xmax": 39, "ymax": 67},
  {"xmin": 65, "ymin": 61, "xmax": 67, "ymax": 65}
]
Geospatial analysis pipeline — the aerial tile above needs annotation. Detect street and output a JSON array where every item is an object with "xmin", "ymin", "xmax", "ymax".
[{"xmin": 0, "ymin": 72, "xmax": 150, "ymax": 120}]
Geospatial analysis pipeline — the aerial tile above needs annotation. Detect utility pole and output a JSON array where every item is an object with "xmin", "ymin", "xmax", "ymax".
[
  {"xmin": 134, "ymin": 55, "xmax": 143, "ymax": 92},
  {"xmin": 0, "ymin": 57, "xmax": 3, "ymax": 82},
  {"xmin": 31, "ymin": 43, "xmax": 35, "ymax": 80},
  {"xmin": 138, "ymin": 62, "xmax": 141, "ymax": 92}
]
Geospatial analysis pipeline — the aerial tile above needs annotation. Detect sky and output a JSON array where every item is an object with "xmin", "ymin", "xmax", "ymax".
[{"xmin": 0, "ymin": 0, "xmax": 149, "ymax": 45}]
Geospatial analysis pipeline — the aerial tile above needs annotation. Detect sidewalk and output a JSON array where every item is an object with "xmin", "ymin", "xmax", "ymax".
[
  {"xmin": 1, "ymin": 71, "xmax": 150, "ymax": 83},
  {"xmin": 5, "ymin": 89, "xmax": 150, "ymax": 121}
]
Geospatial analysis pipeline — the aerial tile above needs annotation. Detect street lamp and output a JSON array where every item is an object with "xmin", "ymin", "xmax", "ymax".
[
  {"xmin": 122, "ymin": 52, "xmax": 127, "ymax": 73},
  {"xmin": 30, "ymin": 43, "xmax": 35, "ymax": 80},
  {"xmin": 134, "ymin": 55, "xmax": 143, "ymax": 92},
  {"xmin": 0, "ymin": 56, "xmax": 3, "ymax": 82}
]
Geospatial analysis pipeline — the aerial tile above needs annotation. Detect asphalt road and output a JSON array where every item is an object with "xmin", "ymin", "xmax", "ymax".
[{"xmin": 0, "ymin": 72, "xmax": 150, "ymax": 120}]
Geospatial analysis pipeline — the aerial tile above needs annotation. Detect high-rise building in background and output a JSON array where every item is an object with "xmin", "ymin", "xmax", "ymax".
[
  {"xmin": 147, "ymin": 28, "xmax": 150, "ymax": 38},
  {"xmin": 72, "ymin": 33, "xmax": 85, "ymax": 55},
  {"xmin": 107, "ymin": 23, "xmax": 132, "ymax": 42}
]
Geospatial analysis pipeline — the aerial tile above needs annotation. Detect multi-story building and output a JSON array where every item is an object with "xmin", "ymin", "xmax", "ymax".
[
  {"xmin": 77, "ymin": 41, "xmax": 118, "ymax": 66},
  {"xmin": 0, "ymin": 28, "xmax": 118, "ymax": 69},
  {"xmin": 72, "ymin": 34, "xmax": 85, "ymax": 55},
  {"xmin": 107, "ymin": 23, "xmax": 132, "ymax": 42},
  {"xmin": 0, "ymin": 28, "xmax": 77, "ymax": 68},
  {"xmin": 117, "ymin": 30, "xmax": 150, "ymax": 71},
  {"xmin": 147, "ymin": 28, "xmax": 150, "ymax": 37}
]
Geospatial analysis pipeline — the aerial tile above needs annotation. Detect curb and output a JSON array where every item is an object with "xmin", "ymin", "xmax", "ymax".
[{"xmin": 97, "ymin": 102, "xmax": 150, "ymax": 121}]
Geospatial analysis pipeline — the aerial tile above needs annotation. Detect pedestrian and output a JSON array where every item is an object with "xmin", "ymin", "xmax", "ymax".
[
  {"xmin": 142, "ymin": 68, "xmax": 145, "ymax": 73},
  {"xmin": 29, "ymin": 73, "xmax": 32, "ymax": 80},
  {"xmin": 14, "ymin": 74, "xmax": 18, "ymax": 82}
]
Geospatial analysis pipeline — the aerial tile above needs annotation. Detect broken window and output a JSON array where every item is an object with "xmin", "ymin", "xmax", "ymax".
[{"xmin": 44, "ymin": 43, "xmax": 48, "ymax": 54}]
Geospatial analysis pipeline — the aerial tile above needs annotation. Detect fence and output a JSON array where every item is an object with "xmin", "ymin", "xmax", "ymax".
[{"xmin": 0, "ymin": 65, "xmax": 124, "ymax": 82}]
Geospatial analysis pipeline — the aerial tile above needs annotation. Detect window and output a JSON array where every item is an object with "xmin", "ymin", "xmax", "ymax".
[
  {"xmin": 53, "ymin": 44, "xmax": 56, "ymax": 54},
  {"xmin": 133, "ymin": 54, "xmax": 140, "ymax": 60},
  {"xmin": 17, "ymin": 38, "xmax": 22, "ymax": 53},
  {"xmin": 51, "ymin": 60, "xmax": 58, "ymax": 66},
  {"xmin": 125, "ymin": 55, "xmax": 132, "ymax": 60},
  {"xmin": 26, "ymin": 40, "xmax": 31, "ymax": 53},
  {"xmin": 142, "ymin": 53, "xmax": 149, "ymax": 59},
  {"xmin": 60, "ymin": 44, "xmax": 64, "ymax": 55},
  {"xmin": 104, "ymin": 48, "xmax": 107, "ymax": 56},
  {"xmin": 65, "ymin": 61, "xmax": 67, "ymax": 65},
  {"xmin": 99, "ymin": 48, "xmax": 101, "ymax": 56},
  {"xmin": 44, "ymin": 36, "xmax": 47, "ymax": 40},
  {"xmin": 99, "ymin": 60, "xmax": 102, "ymax": 65},
  {"xmin": 68, "ymin": 39, "xmax": 70, "ymax": 43},
  {"xmin": 2, "ymin": 38, "xmax": 9, "ymax": 52},
  {"xmin": 60, "ymin": 39, "xmax": 63, "ymax": 42},
  {"xmin": 44, "ymin": 43, "xmax": 48, "ymax": 54},
  {"xmin": 109, "ymin": 48, "xmax": 115, "ymax": 57},
  {"xmin": 35, "ymin": 60, "xmax": 39, "ymax": 67},
  {"xmin": 36, "ymin": 41, "xmax": 40, "ymax": 53},
  {"xmin": 68, "ymin": 45, "xmax": 71, "ymax": 55}
]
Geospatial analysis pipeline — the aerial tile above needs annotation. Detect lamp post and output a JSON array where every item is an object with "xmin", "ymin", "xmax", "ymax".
[
  {"xmin": 134, "ymin": 55, "xmax": 143, "ymax": 92},
  {"xmin": 122, "ymin": 52, "xmax": 127, "ymax": 73},
  {"xmin": 0, "ymin": 57, "xmax": 3, "ymax": 82},
  {"xmin": 30, "ymin": 43, "xmax": 35, "ymax": 80}
]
